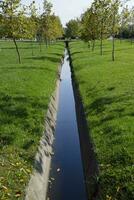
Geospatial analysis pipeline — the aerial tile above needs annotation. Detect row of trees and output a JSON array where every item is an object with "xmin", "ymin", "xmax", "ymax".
[
  {"xmin": 0, "ymin": 0, "xmax": 63, "ymax": 63},
  {"xmin": 65, "ymin": 0, "xmax": 134, "ymax": 61}
]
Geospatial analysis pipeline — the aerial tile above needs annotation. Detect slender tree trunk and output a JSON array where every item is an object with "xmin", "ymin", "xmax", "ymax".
[
  {"xmin": 92, "ymin": 39, "xmax": 95, "ymax": 52},
  {"xmin": 120, "ymin": 32, "xmax": 122, "ymax": 43},
  {"xmin": 48, "ymin": 39, "xmax": 51, "ymax": 46},
  {"xmin": 39, "ymin": 41, "xmax": 42, "ymax": 52},
  {"xmin": 112, "ymin": 12, "xmax": 116, "ymax": 62},
  {"xmin": 120, "ymin": 26, "xmax": 123, "ymax": 43},
  {"xmin": 88, "ymin": 41, "xmax": 91, "ymax": 50},
  {"xmin": 131, "ymin": 28, "xmax": 133, "ymax": 45},
  {"xmin": 131, "ymin": 37, "xmax": 133, "ymax": 45},
  {"xmin": 31, "ymin": 40, "xmax": 34, "ymax": 56},
  {"xmin": 100, "ymin": 32, "xmax": 103, "ymax": 56},
  {"xmin": 13, "ymin": 38, "xmax": 21, "ymax": 64},
  {"xmin": 112, "ymin": 35, "xmax": 115, "ymax": 61},
  {"xmin": 130, "ymin": 26, "xmax": 133, "ymax": 45},
  {"xmin": 45, "ymin": 39, "xmax": 48, "ymax": 48}
]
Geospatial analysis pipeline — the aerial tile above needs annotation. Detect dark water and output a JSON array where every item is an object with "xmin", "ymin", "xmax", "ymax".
[{"xmin": 47, "ymin": 50, "xmax": 87, "ymax": 200}]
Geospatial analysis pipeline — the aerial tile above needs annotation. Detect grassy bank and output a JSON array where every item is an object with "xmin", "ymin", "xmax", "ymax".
[
  {"xmin": 0, "ymin": 41, "xmax": 64, "ymax": 199},
  {"xmin": 69, "ymin": 40, "xmax": 134, "ymax": 200}
]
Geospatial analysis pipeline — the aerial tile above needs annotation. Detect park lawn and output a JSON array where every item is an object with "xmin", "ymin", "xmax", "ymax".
[
  {"xmin": 69, "ymin": 40, "xmax": 134, "ymax": 200},
  {"xmin": 0, "ymin": 40, "xmax": 64, "ymax": 199}
]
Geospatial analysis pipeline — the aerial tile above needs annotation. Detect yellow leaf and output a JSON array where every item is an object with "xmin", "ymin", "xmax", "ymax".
[
  {"xmin": 117, "ymin": 186, "xmax": 120, "ymax": 192},
  {"xmin": 15, "ymin": 191, "xmax": 21, "ymax": 198},
  {"xmin": 2, "ymin": 185, "xmax": 8, "ymax": 191}
]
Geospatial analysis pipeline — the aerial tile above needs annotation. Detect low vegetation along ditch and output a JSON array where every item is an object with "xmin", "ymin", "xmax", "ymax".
[
  {"xmin": 69, "ymin": 40, "xmax": 134, "ymax": 200},
  {"xmin": 0, "ymin": 41, "xmax": 64, "ymax": 199},
  {"xmin": 0, "ymin": 39, "xmax": 134, "ymax": 200}
]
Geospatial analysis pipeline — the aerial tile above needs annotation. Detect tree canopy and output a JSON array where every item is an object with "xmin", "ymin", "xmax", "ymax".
[{"xmin": 0, "ymin": 0, "xmax": 63, "ymax": 63}]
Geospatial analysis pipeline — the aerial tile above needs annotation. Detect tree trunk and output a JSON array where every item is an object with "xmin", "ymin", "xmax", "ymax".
[
  {"xmin": 39, "ymin": 41, "xmax": 42, "ymax": 52},
  {"xmin": 45, "ymin": 39, "xmax": 48, "ymax": 48},
  {"xmin": 31, "ymin": 41, "xmax": 34, "ymax": 56},
  {"xmin": 92, "ymin": 40, "xmax": 95, "ymax": 52},
  {"xmin": 120, "ymin": 27, "xmax": 123, "ymax": 43},
  {"xmin": 120, "ymin": 32, "xmax": 122, "ymax": 43},
  {"xmin": 112, "ymin": 12, "xmax": 116, "ymax": 62},
  {"xmin": 88, "ymin": 41, "xmax": 91, "ymax": 50},
  {"xmin": 13, "ymin": 38, "xmax": 21, "ymax": 64},
  {"xmin": 130, "ymin": 26, "xmax": 133, "ymax": 45},
  {"xmin": 100, "ymin": 32, "xmax": 103, "ymax": 56},
  {"xmin": 112, "ymin": 35, "xmax": 115, "ymax": 61}
]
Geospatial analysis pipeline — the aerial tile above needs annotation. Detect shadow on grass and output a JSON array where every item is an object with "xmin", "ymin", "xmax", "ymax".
[
  {"xmin": 0, "ymin": 90, "xmax": 58, "ymax": 173},
  {"xmin": 26, "ymin": 56, "xmax": 61, "ymax": 63},
  {"xmin": 103, "ymin": 47, "xmax": 133, "ymax": 54},
  {"xmin": 47, "ymin": 52, "xmax": 64, "ymax": 57},
  {"xmin": 85, "ymin": 90, "xmax": 133, "ymax": 130},
  {"xmin": 2, "ymin": 47, "xmax": 38, "ymax": 50},
  {"xmin": 0, "ymin": 93, "xmax": 48, "ymax": 150},
  {"xmin": 0, "ymin": 66, "xmax": 56, "ymax": 73}
]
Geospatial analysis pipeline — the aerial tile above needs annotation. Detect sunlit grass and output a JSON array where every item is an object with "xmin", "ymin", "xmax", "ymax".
[
  {"xmin": 0, "ymin": 40, "xmax": 64, "ymax": 199},
  {"xmin": 70, "ymin": 39, "xmax": 134, "ymax": 200}
]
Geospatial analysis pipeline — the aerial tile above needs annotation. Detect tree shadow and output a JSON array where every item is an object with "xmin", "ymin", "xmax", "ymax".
[
  {"xmin": 71, "ymin": 51, "xmax": 84, "ymax": 56},
  {"xmin": 103, "ymin": 47, "xmax": 133, "ymax": 54},
  {"xmin": 26, "ymin": 56, "xmax": 61, "ymax": 63},
  {"xmin": 2, "ymin": 47, "xmax": 36, "ymax": 50},
  {"xmin": 47, "ymin": 52, "xmax": 64, "ymax": 57},
  {"xmin": 0, "ymin": 133, "xmax": 15, "ymax": 147},
  {"xmin": 0, "ymin": 92, "xmax": 48, "ymax": 149},
  {"xmin": 84, "ymin": 81, "xmax": 134, "ymax": 123},
  {"xmin": 0, "ymin": 66, "xmax": 56, "ymax": 73}
]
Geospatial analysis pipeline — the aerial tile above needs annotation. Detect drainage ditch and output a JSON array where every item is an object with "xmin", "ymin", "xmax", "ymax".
[{"xmin": 47, "ymin": 49, "xmax": 88, "ymax": 200}]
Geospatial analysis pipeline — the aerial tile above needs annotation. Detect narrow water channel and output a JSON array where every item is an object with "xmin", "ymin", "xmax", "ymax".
[{"xmin": 47, "ymin": 49, "xmax": 87, "ymax": 200}]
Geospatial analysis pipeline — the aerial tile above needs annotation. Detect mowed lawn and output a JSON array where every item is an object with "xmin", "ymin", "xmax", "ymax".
[
  {"xmin": 70, "ymin": 40, "xmax": 134, "ymax": 200},
  {"xmin": 0, "ymin": 41, "xmax": 64, "ymax": 199}
]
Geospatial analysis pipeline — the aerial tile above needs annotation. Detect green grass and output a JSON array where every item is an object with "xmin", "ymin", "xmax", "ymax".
[
  {"xmin": 69, "ymin": 40, "xmax": 134, "ymax": 200},
  {"xmin": 0, "ymin": 40, "xmax": 64, "ymax": 199}
]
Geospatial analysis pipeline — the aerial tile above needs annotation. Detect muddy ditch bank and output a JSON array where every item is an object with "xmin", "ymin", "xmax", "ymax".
[{"xmin": 67, "ymin": 42, "xmax": 99, "ymax": 200}]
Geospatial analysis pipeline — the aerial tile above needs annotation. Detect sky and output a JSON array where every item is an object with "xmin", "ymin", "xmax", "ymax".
[
  {"xmin": 22, "ymin": 0, "xmax": 134, "ymax": 26},
  {"xmin": 22, "ymin": 0, "xmax": 93, "ymax": 26}
]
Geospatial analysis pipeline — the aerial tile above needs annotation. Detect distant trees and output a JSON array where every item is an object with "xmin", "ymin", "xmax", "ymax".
[
  {"xmin": 81, "ymin": 7, "xmax": 99, "ymax": 51},
  {"xmin": 129, "ymin": 6, "xmax": 134, "ymax": 44},
  {"xmin": 119, "ymin": 6, "xmax": 130, "ymax": 41},
  {"xmin": 0, "ymin": 0, "xmax": 29, "ymax": 63},
  {"xmin": 65, "ymin": 19, "xmax": 80, "ymax": 39},
  {"xmin": 109, "ymin": 0, "xmax": 121, "ymax": 61},
  {"xmin": 80, "ymin": 0, "xmax": 113, "ymax": 53},
  {"xmin": 0, "ymin": 0, "xmax": 63, "ymax": 63},
  {"xmin": 38, "ymin": 0, "xmax": 63, "ymax": 48},
  {"xmin": 67, "ymin": 0, "xmax": 133, "ymax": 61},
  {"xmin": 92, "ymin": 0, "xmax": 112, "ymax": 55}
]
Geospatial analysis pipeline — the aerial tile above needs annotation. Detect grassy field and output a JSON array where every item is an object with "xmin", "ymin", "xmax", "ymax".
[
  {"xmin": 69, "ymin": 40, "xmax": 134, "ymax": 200},
  {"xmin": 0, "ymin": 40, "xmax": 64, "ymax": 199}
]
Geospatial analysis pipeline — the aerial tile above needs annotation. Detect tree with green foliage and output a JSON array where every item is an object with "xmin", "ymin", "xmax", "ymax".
[
  {"xmin": 119, "ymin": 5, "xmax": 130, "ymax": 42},
  {"xmin": 129, "ymin": 6, "xmax": 134, "ymax": 44},
  {"xmin": 81, "ymin": 7, "xmax": 99, "ymax": 51},
  {"xmin": 28, "ymin": 1, "xmax": 38, "ymax": 55},
  {"xmin": 109, "ymin": 0, "xmax": 121, "ymax": 61},
  {"xmin": 40, "ymin": 0, "xmax": 63, "ymax": 47},
  {"xmin": 65, "ymin": 19, "xmax": 80, "ymax": 39},
  {"xmin": 0, "ymin": 0, "xmax": 29, "ymax": 63},
  {"xmin": 41, "ymin": 0, "xmax": 53, "ymax": 47},
  {"xmin": 92, "ymin": 0, "xmax": 111, "ymax": 55},
  {"xmin": 50, "ymin": 14, "xmax": 63, "ymax": 41}
]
